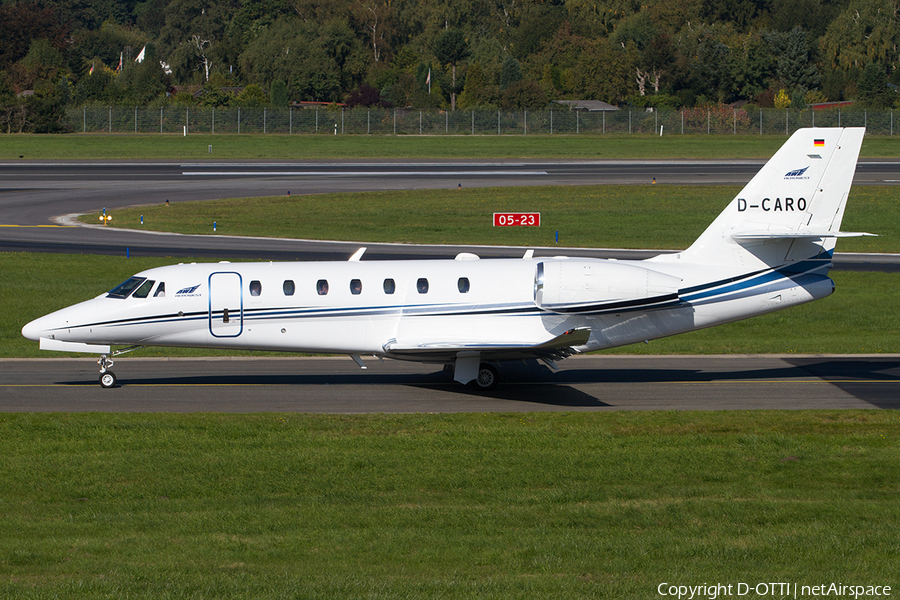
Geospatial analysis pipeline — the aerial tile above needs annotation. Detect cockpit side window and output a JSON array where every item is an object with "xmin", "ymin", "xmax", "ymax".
[
  {"xmin": 153, "ymin": 282, "xmax": 166, "ymax": 297},
  {"xmin": 132, "ymin": 279, "xmax": 156, "ymax": 298},
  {"xmin": 107, "ymin": 276, "xmax": 146, "ymax": 299}
]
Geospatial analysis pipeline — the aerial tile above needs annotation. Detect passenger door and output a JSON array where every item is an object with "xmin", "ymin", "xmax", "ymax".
[{"xmin": 208, "ymin": 272, "xmax": 243, "ymax": 338}]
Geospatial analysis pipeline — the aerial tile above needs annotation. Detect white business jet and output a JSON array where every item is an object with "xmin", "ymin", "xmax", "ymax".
[{"xmin": 23, "ymin": 127, "xmax": 872, "ymax": 389}]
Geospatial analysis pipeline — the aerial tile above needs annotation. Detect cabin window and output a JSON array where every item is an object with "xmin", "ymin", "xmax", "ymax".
[
  {"xmin": 383, "ymin": 279, "xmax": 396, "ymax": 294},
  {"xmin": 316, "ymin": 280, "xmax": 329, "ymax": 295},
  {"xmin": 250, "ymin": 280, "xmax": 262, "ymax": 296},
  {"xmin": 417, "ymin": 278, "xmax": 429, "ymax": 294},
  {"xmin": 153, "ymin": 282, "xmax": 166, "ymax": 297},
  {"xmin": 132, "ymin": 279, "xmax": 156, "ymax": 299},
  {"xmin": 350, "ymin": 279, "xmax": 362, "ymax": 295},
  {"xmin": 108, "ymin": 276, "xmax": 146, "ymax": 299},
  {"xmin": 283, "ymin": 280, "xmax": 295, "ymax": 296},
  {"xmin": 458, "ymin": 277, "xmax": 470, "ymax": 293}
]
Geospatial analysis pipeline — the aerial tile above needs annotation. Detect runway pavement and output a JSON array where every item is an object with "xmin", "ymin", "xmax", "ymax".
[
  {"xmin": 1, "ymin": 159, "xmax": 764, "ymax": 226},
  {"xmin": 2, "ymin": 159, "xmax": 899, "ymax": 268},
  {"xmin": 1, "ymin": 159, "xmax": 755, "ymax": 261},
  {"xmin": 4, "ymin": 160, "xmax": 900, "ymax": 229},
  {"xmin": 1, "ymin": 355, "xmax": 898, "ymax": 412}
]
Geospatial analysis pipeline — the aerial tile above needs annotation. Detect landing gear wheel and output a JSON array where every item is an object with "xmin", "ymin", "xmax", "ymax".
[
  {"xmin": 99, "ymin": 371, "xmax": 117, "ymax": 388},
  {"xmin": 97, "ymin": 354, "xmax": 116, "ymax": 388},
  {"xmin": 474, "ymin": 363, "xmax": 498, "ymax": 391}
]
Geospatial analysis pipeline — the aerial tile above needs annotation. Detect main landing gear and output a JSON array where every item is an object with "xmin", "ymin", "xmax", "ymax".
[
  {"xmin": 446, "ymin": 361, "xmax": 500, "ymax": 390},
  {"xmin": 473, "ymin": 363, "xmax": 498, "ymax": 391}
]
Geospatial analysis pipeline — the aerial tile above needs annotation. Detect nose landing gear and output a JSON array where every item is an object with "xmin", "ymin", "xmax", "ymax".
[
  {"xmin": 99, "ymin": 371, "xmax": 117, "ymax": 388},
  {"xmin": 98, "ymin": 355, "xmax": 116, "ymax": 388},
  {"xmin": 96, "ymin": 346, "xmax": 143, "ymax": 388}
]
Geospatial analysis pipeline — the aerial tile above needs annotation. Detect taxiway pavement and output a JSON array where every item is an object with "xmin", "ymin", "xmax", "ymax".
[{"xmin": 2, "ymin": 355, "xmax": 898, "ymax": 412}]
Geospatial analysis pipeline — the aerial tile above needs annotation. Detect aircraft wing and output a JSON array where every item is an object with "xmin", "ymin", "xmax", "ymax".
[{"xmin": 382, "ymin": 327, "xmax": 591, "ymax": 363}]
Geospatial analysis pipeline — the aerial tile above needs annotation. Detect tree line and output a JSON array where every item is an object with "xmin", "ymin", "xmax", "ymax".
[{"xmin": 1, "ymin": 0, "xmax": 898, "ymax": 133}]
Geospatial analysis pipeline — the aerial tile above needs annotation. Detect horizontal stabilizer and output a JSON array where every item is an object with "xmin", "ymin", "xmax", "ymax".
[
  {"xmin": 383, "ymin": 327, "xmax": 590, "ymax": 362},
  {"xmin": 732, "ymin": 230, "xmax": 877, "ymax": 241}
]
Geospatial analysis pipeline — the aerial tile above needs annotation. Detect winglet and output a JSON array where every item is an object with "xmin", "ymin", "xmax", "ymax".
[{"xmin": 348, "ymin": 248, "xmax": 366, "ymax": 261}]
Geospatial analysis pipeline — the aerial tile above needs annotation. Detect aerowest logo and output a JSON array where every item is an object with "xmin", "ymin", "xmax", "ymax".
[
  {"xmin": 784, "ymin": 166, "xmax": 810, "ymax": 179},
  {"xmin": 176, "ymin": 284, "xmax": 202, "ymax": 297}
]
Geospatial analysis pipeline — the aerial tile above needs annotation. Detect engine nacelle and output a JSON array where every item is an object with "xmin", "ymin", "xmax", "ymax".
[{"xmin": 534, "ymin": 259, "xmax": 682, "ymax": 313}]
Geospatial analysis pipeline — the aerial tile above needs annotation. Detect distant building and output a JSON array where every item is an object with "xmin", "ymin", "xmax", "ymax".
[
  {"xmin": 291, "ymin": 101, "xmax": 347, "ymax": 108},
  {"xmin": 554, "ymin": 100, "xmax": 618, "ymax": 112},
  {"xmin": 809, "ymin": 101, "xmax": 854, "ymax": 110}
]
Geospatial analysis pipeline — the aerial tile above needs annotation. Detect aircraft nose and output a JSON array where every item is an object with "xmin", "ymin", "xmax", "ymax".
[{"xmin": 22, "ymin": 316, "xmax": 48, "ymax": 341}]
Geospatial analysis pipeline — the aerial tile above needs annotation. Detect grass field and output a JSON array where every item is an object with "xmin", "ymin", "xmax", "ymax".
[
  {"xmin": 1, "ymin": 411, "xmax": 898, "ymax": 599},
  {"xmin": 6, "ymin": 252, "xmax": 900, "ymax": 358},
  {"xmin": 3, "ymin": 132, "xmax": 900, "ymax": 159},
  {"xmin": 85, "ymin": 184, "xmax": 897, "ymax": 253}
]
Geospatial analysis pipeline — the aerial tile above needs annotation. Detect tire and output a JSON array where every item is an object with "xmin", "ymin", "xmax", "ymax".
[
  {"xmin": 99, "ymin": 372, "xmax": 117, "ymax": 388},
  {"xmin": 474, "ymin": 363, "xmax": 498, "ymax": 391}
]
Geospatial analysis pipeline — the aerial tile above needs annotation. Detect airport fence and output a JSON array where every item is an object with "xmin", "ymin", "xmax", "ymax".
[{"xmin": 64, "ymin": 106, "xmax": 900, "ymax": 136}]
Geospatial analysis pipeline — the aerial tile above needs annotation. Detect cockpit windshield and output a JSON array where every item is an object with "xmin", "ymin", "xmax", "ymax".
[
  {"xmin": 132, "ymin": 279, "xmax": 156, "ymax": 298},
  {"xmin": 107, "ymin": 276, "xmax": 146, "ymax": 299}
]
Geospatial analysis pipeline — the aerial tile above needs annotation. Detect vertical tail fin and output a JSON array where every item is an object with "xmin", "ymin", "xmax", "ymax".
[{"xmin": 656, "ymin": 127, "xmax": 870, "ymax": 269}]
